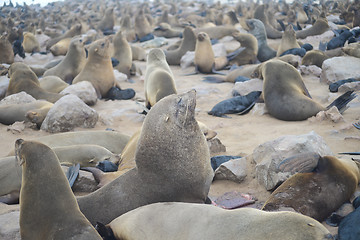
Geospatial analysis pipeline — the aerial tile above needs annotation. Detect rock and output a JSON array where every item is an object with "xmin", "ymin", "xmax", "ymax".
[
  {"xmin": 214, "ymin": 157, "xmax": 247, "ymax": 183},
  {"xmin": 113, "ymin": 69, "xmax": 128, "ymax": 82},
  {"xmin": 308, "ymin": 106, "xmax": 344, "ymax": 123},
  {"xmin": 41, "ymin": 95, "xmax": 98, "ymax": 133},
  {"xmin": 180, "ymin": 51, "xmax": 195, "ymax": 69},
  {"xmin": 338, "ymin": 81, "xmax": 360, "ymax": 92},
  {"xmin": 207, "ymin": 138, "xmax": 226, "ymax": 154},
  {"xmin": 253, "ymin": 131, "xmax": 333, "ymax": 190},
  {"xmin": 72, "ymin": 170, "xmax": 99, "ymax": 193},
  {"xmin": 250, "ymin": 103, "xmax": 268, "ymax": 116},
  {"xmin": 231, "ymin": 78, "xmax": 263, "ymax": 96},
  {"xmin": 0, "ymin": 211, "xmax": 20, "ymax": 240},
  {"xmin": 327, "ymin": 15, "xmax": 341, "ymax": 24},
  {"xmin": 211, "ymin": 155, "xmax": 240, "ymax": 171},
  {"xmin": 212, "ymin": 43, "xmax": 227, "ymax": 57},
  {"xmin": 60, "ymin": 81, "xmax": 97, "ymax": 106},
  {"xmin": 299, "ymin": 65, "xmax": 322, "ymax": 77},
  {"xmin": 320, "ymin": 56, "xmax": 360, "ymax": 84},
  {"xmin": 0, "ymin": 76, "xmax": 9, "ymax": 100},
  {"xmin": 7, "ymin": 121, "xmax": 25, "ymax": 134},
  {"xmin": 0, "ymin": 91, "xmax": 35, "ymax": 105}
]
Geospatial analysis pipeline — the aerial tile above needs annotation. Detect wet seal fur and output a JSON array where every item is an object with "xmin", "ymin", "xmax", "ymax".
[
  {"xmin": 98, "ymin": 202, "xmax": 333, "ymax": 240},
  {"xmin": 16, "ymin": 139, "xmax": 102, "ymax": 239},
  {"xmin": 77, "ymin": 91, "xmax": 214, "ymax": 225},
  {"xmin": 262, "ymin": 154, "xmax": 360, "ymax": 222},
  {"xmin": 145, "ymin": 48, "xmax": 177, "ymax": 109}
]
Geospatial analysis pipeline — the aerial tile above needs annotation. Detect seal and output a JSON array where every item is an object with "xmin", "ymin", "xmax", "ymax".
[
  {"xmin": 229, "ymin": 31, "xmax": 258, "ymax": 66},
  {"xmin": 262, "ymin": 154, "xmax": 360, "ymax": 222},
  {"xmin": 194, "ymin": 26, "xmax": 239, "ymax": 40},
  {"xmin": 253, "ymin": 59, "xmax": 356, "ymax": 121},
  {"xmin": 46, "ymin": 23, "xmax": 82, "ymax": 50},
  {"xmin": 16, "ymin": 139, "xmax": 102, "ymax": 240},
  {"xmin": 254, "ymin": 4, "xmax": 283, "ymax": 39},
  {"xmin": 49, "ymin": 37, "xmax": 71, "ymax": 56},
  {"xmin": 338, "ymin": 195, "xmax": 360, "ymax": 239},
  {"xmin": 73, "ymin": 38, "xmax": 116, "ymax": 98},
  {"xmin": 0, "ymin": 34, "xmax": 14, "ymax": 64},
  {"xmin": 277, "ymin": 25, "xmax": 300, "ymax": 56},
  {"xmin": 39, "ymin": 76, "xmax": 69, "ymax": 93},
  {"xmin": 145, "ymin": 48, "xmax": 177, "ymax": 109},
  {"xmin": 153, "ymin": 23, "xmax": 182, "ymax": 38},
  {"xmin": 131, "ymin": 45, "xmax": 147, "ymax": 61},
  {"xmin": 194, "ymin": 32, "xmax": 228, "ymax": 74},
  {"xmin": 0, "ymin": 156, "xmax": 22, "ymax": 203},
  {"xmin": 22, "ymin": 32, "xmax": 40, "ymax": 53},
  {"xmin": 112, "ymin": 30, "xmax": 132, "ymax": 78},
  {"xmin": 0, "ymin": 100, "xmax": 53, "ymax": 126},
  {"xmin": 44, "ymin": 37, "xmax": 87, "ymax": 83},
  {"xmin": 246, "ymin": 19, "xmax": 276, "ymax": 62},
  {"xmin": 165, "ymin": 26, "xmax": 196, "ymax": 65},
  {"xmin": 343, "ymin": 42, "xmax": 360, "ymax": 58},
  {"xmin": 301, "ymin": 50, "xmax": 329, "ymax": 68},
  {"xmin": 97, "ymin": 7, "xmax": 115, "ymax": 34},
  {"xmin": 98, "ymin": 202, "xmax": 333, "ymax": 240},
  {"xmin": 295, "ymin": 18, "xmax": 329, "ymax": 39},
  {"xmin": 77, "ymin": 91, "xmax": 214, "ymax": 225},
  {"xmin": 6, "ymin": 62, "xmax": 63, "ymax": 103},
  {"xmin": 134, "ymin": 9, "xmax": 153, "ymax": 41}
]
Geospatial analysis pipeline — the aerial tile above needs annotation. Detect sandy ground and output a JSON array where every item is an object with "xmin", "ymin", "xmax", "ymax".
[{"xmin": 0, "ymin": 32, "xmax": 359, "ymax": 236}]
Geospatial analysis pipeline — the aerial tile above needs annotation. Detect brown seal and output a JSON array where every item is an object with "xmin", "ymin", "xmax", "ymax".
[
  {"xmin": 246, "ymin": 19, "xmax": 276, "ymax": 62},
  {"xmin": 262, "ymin": 154, "xmax": 360, "ymax": 222},
  {"xmin": 16, "ymin": 139, "xmax": 102, "ymax": 240},
  {"xmin": 135, "ymin": 9, "xmax": 152, "ymax": 40},
  {"xmin": 194, "ymin": 32, "xmax": 228, "ymax": 74},
  {"xmin": 131, "ymin": 45, "xmax": 147, "ymax": 61},
  {"xmin": 165, "ymin": 26, "xmax": 196, "ymax": 65},
  {"xmin": 153, "ymin": 23, "xmax": 182, "ymax": 38},
  {"xmin": 97, "ymin": 7, "xmax": 115, "ymax": 33},
  {"xmin": 295, "ymin": 18, "xmax": 329, "ymax": 39},
  {"xmin": 44, "ymin": 37, "xmax": 86, "ymax": 83},
  {"xmin": 277, "ymin": 25, "xmax": 300, "ymax": 56},
  {"xmin": 101, "ymin": 202, "xmax": 333, "ymax": 240},
  {"xmin": 301, "ymin": 50, "xmax": 329, "ymax": 68},
  {"xmin": 254, "ymin": 4, "xmax": 283, "ymax": 39},
  {"xmin": 6, "ymin": 62, "xmax": 63, "ymax": 103},
  {"xmin": 78, "ymin": 91, "xmax": 214, "ymax": 225},
  {"xmin": 73, "ymin": 38, "xmax": 115, "ymax": 98},
  {"xmin": 229, "ymin": 31, "xmax": 258, "ymax": 66},
  {"xmin": 22, "ymin": 32, "xmax": 40, "ymax": 53},
  {"xmin": 39, "ymin": 76, "xmax": 69, "ymax": 93},
  {"xmin": 112, "ymin": 30, "xmax": 132, "ymax": 77},
  {"xmin": 194, "ymin": 26, "xmax": 238, "ymax": 39},
  {"xmin": 49, "ymin": 37, "xmax": 71, "ymax": 56},
  {"xmin": 46, "ymin": 23, "xmax": 82, "ymax": 50},
  {"xmin": 0, "ymin": 35, "xmax": 14, "ymax": 64},
  {"xmin": 145, "ymin": 48, "xmax": 177, "ymax": 109}
]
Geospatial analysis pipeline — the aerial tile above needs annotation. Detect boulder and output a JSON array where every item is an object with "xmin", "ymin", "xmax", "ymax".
[
  {"xmin": 231, "ymin": 78, "xmax": 263, "ymax": 96},
  {"xmin": 320, "ymin": 56, "xmax": 360, "ymax": 84},
  {"xmin": 214, "ymin": 157, "xmax": 247, "ymax": 183},
  {"xmin": 60, "ymin": 81, "xmax": 97, "ymax": 106}
]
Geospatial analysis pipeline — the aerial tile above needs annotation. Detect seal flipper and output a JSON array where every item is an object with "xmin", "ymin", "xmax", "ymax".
[
  {"xmin": 338, "ymin": 152, "xmax": 360, "ymax": 155},
  {"xmin": 278, "ymin": 152, "xmax": 321, "ymax": 174},
  {"xmin": 96, "ymin": 160, "xmax": 118, "ymax": 172},
  {"xmin": 277, "ymin": 19, "xmax": 286, "ymax": 31},
  {"xmin": 226, "ymin": 47, "xmax": 246, "ymax": 62},
  {"xmin": 183, "ymin": 65, "xmax": 199, "ymax": 76},
  {"xmin": 66, "ymin": 163, "xmax": 80, "ymax": 188},
  {"xmin": 319, "ymin": 41, "xmax": 327, "ymax": 51},
  {"xmin": 202, "ymin": 76, "xmax": 225, "ymax": 83},
  {"xmin": 211, "ymin": 63, "xmax": 226, "ymax": 75},
  {"xmin": 326, "ymin": 90, "xmax": 356, "ymax": 113},
  {"xmin": 95, "ymin": 222, "xmax": 116, "ymax": 240}
]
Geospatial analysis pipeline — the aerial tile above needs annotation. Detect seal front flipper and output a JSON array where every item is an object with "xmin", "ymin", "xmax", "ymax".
[
  {"xmin": 66, "ymin": 163, "xmax": 80, "ymax": 188},
  {"xmin": 278, "ymin": 152, "xmax": 321, "ymax": 174},
  {"xmin": 211, "ymin": 63, "xmax": 226, "ymax": 75}
]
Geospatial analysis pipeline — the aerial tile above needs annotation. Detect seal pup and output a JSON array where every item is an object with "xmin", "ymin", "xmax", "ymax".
[
  {"xmin": 165, "ymin": 26, "xmax": 196, "ymax": 65},
  {"xmin": 295, "ymin": 18, "xmax": 329, "ymax": 39},
  {"xmin": 0, "ymin": 35, "xmax": 14, "ymax": 64},
  {"xmin": 193, "ymin": 32, "xmax": 228, "ymax": 74},
  {"xmin": 253, "ymin": 59, "xmax": 356, "ymax": 121},
  {"xmin": 98, "ymin": 202, "xmax": 333, "ymax": 240},
  {"xmin": 301, "ymin": 50, "xmax": 329, "ymax": 68},
  {"xmin": 338, "ymin": 195, "xmax": 360, "ymax": 239},
  {"xmin": 262, "ymin": 154, "xmax": 360, "ymax": 222},
  {"xmin": 145, "ymin": 48, "xmax": 177, "ymax": 109},
  {"xmin": 229, "ymin": 31, "xmax": 258, "ymax": 66},
  {"xmin": 44, "ymin": 37, "xmax": 86, "ymax": 83},
  {"xmin": 73, "ymin": 38, "xmax": 116, "ymax": 98},
  {"xmin": 78, "ymin": 91, "xmax": 214, "ymax": 225},
  {"xmin": 7, "ymin": 62, "xmax": 63, "ymax": 103},
  {"xmin": 112, "ymin": 30, "xmax": 132, "ymax": 78},
  {"xmin": 22, "ymin": 32, "xmax": 40, "ymax": 53},
  {"xmin": 277, "ymin": 25, "xmax": 301, "ymax": 56},
  {"xmin": 246, "ymin": 19, "xmax": 276, "ymax": 62},
  {"xmin": 16, "ymin": 139, "xmax": 102, "ymax": 240}
]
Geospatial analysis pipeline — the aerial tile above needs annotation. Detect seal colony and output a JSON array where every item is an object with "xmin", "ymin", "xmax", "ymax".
[{"xmin": 0, "ymin": 0, "xmax": 360, "ymax": 239}]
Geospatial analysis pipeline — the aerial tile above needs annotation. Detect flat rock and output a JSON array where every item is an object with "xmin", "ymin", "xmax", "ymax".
[
  {"xmin": 299, "ymin": 65, "xmax": 322, "ymax": 77},
  {"xmin": 41, "ymin": 94, "xmax": 98, "ymax": 133},
  {"xmin": 320, "ymin": 56, "xmax": 360, "ymax": 84},
  {"xmin": 60, "ymin": 81, "xmax": 97, "ymax": 106},
  {"xmin": 338, "ymin": 81, "xmax": 360, "ymax": 92},
  {"xmin": 231, "ymin": 78, "xmax": 263, "ymax": 96},
  {"xmin": 214, "ymin": 157, "xmax": 247, "ymax": 183},
  {"xmin": 0, "ymin": 211, "xmax": 20, "ymax": 240},
  {"xmin": 253, "ymin": 131, "xmax": 333, "ymax": 190},
  {"xmin": 0, "ymin": 92, "xmax": 35, "ymax": 105}
]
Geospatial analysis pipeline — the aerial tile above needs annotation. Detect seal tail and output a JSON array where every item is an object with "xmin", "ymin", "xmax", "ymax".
[
  {"xmin": 326, "ymin": 90, "xmax": 357, "ymax": 113},
  {"xmin": 66, "ymin": 163, "xmax": 80, "ymax": 188}
]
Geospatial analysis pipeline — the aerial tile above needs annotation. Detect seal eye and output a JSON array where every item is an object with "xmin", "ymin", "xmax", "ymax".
[{"xmin": 101, "ymin": 43, "xmax": 105, "ymax": 47}]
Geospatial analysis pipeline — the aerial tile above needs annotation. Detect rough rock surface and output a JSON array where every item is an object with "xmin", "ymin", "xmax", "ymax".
[
  {"xmin": 320, "ymin": 56, "xmax": 360, "ymax": 84},
  {"xmin": 60, "ymin": 81, "xmax": 97, "ymax": 106},
  {"xmin": 0, "ymin": 92, "xmax": 35, "ymax": 105},
  {"xmin": 214, "ymin": 157, "xmax": 247, "ymax": 183},
  {"xmin": 231, "ymin": 78, "xmax": 263, "ymax": 96}
]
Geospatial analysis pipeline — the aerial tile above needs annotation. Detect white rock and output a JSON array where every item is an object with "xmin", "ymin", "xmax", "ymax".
[
  {"xmin": 338, "ymin": 81, "xmax": 360, "ymax": 92},
  {"xmin": 320, "ymin": 56, "xmax": 360, "ymax": 84},
  {"xmin": 253, "ymin": 131, "xmax": 333, "ymax": 190},
  {"xmin": 214, "ymin": 157, "xmax": 247, "ymax": 183},
  {"xmin": 212, "ymin": 43, "xmax": 227, "ymax": 57},
  {"xmin": 231, "ymin": 78, "xmax": 263, "ymax": 96},
  {"xmin": 180, "ymin": 51, "xmax": 195, "ymax": 69},
  {"xmin": 0, "ymin": 92, "xmax": 36, "ymax": 105},
  {"xmin": 41, "ymin": 95, "xmax": 98, "ymax": 133},
  {"xmin": 250, "ymin": 103, "xmax": 268, "ymax": 116},
  {"xmin": 299, "ymin": 65, "xmax": 322, "ymax": 77},
  {"xmin": 60, "ymin": 81, "xmax": 97, "ymax": 106}
]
